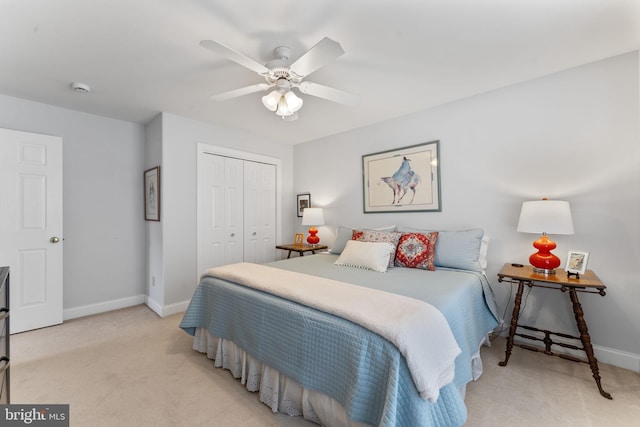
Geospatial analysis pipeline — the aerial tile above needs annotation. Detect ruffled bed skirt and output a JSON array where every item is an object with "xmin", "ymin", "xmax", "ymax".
[
  {"xmin": 194, "ymin": 327, "xmax": 369, "ymax": 426},
  {"xmin": 193, "ymin": 328, "xmax": 487, "ymax": 426}
]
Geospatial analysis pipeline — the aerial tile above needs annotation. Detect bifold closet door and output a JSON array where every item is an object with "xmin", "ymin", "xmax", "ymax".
[
  {"xmin": 199, "ymin": 155, "xmax": 244, "ymax": 270},
  {"xmin": 243, "ymin": 161, "xmax": 276, "ymax": 264}
]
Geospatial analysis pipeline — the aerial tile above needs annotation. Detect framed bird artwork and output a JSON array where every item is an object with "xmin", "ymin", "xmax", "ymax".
[{"xmin": 362, "ymin": 141, "xmax": 441, "ymax": 213}]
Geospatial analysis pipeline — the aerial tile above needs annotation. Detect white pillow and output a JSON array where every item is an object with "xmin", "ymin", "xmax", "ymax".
[{"xmin": 334, "ymin": 240, "xmax": 394, "ymax": 272}]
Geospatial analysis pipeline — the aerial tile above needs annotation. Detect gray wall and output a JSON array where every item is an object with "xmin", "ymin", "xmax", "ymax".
[
  {"xmin": 293, "ymin": 51, "xmax": 640, "ymax": 371},
  {"xmin": 0, "ymin": 93, "xmax": 146, "ymax": 318}
]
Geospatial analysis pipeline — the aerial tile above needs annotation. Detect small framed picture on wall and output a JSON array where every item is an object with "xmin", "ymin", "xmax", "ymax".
[
  {"xmin": 144, "ymin": 166, "xmax": 160, "ymax": 221},
  {"xmin": 297, "ymin": 193, "xmax": 310, "ymax": 217}
]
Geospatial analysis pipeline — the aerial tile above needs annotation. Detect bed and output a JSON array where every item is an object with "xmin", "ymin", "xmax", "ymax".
[{"xmin": 180, "ymin": 227, "xmax": 500, "ymax": 427}]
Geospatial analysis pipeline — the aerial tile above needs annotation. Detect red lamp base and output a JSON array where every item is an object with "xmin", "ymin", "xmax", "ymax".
[
  {"xmin": 529, "ymin": 234, "xmax": 561, "ymax": 274},
  {"xmin": 307, "ymin": 226, "xmax": 320, "ymax": 245}
]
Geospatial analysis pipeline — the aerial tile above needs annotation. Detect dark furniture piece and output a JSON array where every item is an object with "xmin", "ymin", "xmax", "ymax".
[
  {"xmin": 275, "ymin": 244, "xmax": 328, "ymax": 259},
  {"xmin": 0, "ymin": 266, "xmax": 9, "ymax": 404},
  {"xmin": 497, "ymin": 263, "xmax": 611, "ymax": 399}
]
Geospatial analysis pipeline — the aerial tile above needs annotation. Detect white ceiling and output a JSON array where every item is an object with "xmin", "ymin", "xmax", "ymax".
[{"xmin": 2, "ymin": 0, "xmax": 639, "ymax": 145}]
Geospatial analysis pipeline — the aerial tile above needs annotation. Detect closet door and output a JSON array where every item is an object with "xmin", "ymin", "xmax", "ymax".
[
  {"xmin": 198, "ymin": 155, "xmax": 244, "ymax": 272},
  {"xmin": 224, "ymin": 157, "xmax": 244, "ymax": 264},
  {"xmin": 244, "ymin": 161, "xmax": 276, "ymax": 264}
]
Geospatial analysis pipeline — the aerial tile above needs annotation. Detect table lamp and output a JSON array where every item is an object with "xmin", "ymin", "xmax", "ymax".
[
  {"xmin": 517, "ymin": 199, "xmax": 574, "ymax": 274},
  {"xmin": 301, "ymin": 207, "xmax": 324, "ymax": 245}
]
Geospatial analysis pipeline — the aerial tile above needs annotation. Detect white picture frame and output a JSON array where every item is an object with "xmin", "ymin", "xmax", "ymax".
[{"xmin": 566, "ymin": 250, "xmax": 589, "ymax": 275}]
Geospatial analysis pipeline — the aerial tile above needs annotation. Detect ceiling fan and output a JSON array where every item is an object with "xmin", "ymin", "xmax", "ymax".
[{"xmin": 200, "ymin": 37, "xmax": 359, "ymax": 120}]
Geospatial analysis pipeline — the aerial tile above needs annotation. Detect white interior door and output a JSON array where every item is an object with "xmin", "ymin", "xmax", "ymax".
[
  {"xmin": 198, "ymin": 154, "xmax": 243, "ymax": 273},
  {"xmin": 244, "ymin": 161, "xmax": 276, "ymax": 264},
  {"xmin": 0, "ymin": 128, "xmax": 63, "ymax": 334}
]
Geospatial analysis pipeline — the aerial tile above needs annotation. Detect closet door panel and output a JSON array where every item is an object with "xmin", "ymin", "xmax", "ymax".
[
  {"xmin": 198, "ymin": 155, "xmax": 244, "ymax": 270},
  {"xmin": 199, "ymin": 154, "xmax": 226, "ymax": 271},
  {"xmin": 243, "ymin": 161, "xmax": 259, "ymax": 263},
  {"xmin": 198, "ymin": 149, "xmax": 277, "ymax": 274},
  {"xmin": 224, "ymin": 157, "xmax": 244, "ymax": 265},
  {"xmin": 244, "ymin": 161, "xmax": 276, "ymax": 264}
]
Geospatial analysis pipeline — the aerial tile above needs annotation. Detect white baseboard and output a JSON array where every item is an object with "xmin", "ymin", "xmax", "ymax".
[
  {"xmin": 594, "ymin": 344, "xmax": 640, "ymax": 373},
  {"xmin": 64, "ymin": 295, "xmax": 190, "ymax": 321},
  {"xmin": 144, "ymin": 297, "xmax": 189, "ymax": 317},
  {"xmin": 64, "ymin": 295, "xmax": 146, "ymax": 321},
  {"xmin": 144, "ymin": 297, "xmax": 163, "ymax": 317}
]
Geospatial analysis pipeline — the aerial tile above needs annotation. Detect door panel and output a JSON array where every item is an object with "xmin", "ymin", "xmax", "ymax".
[
  {"xmin": 198, "ymin": 154, "xmax": 225, "ymax": 273},
  {"xmin": 243, "ymin": 161, "xmax": 259, "ymax": 263},
  {"xmin": 244, "ymin": 161, "xmax": 276, "ymax": 264},
  {"xmin": 198, "ymin": 154, "xmax": 244, "ymax": 273},
  {"xmin": 224, "ymin": 158, "xmax": 244, "ymax": 265},
  {"xmin": 0, "ymin": 128, "xmax": 63, "ymax": 334},
  {"xmin": 198, "ymin": 150, "xmax": 276, "ymax": 274}
]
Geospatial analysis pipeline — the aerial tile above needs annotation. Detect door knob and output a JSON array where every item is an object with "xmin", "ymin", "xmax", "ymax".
[
  {"xmin": 230, "ymin": 233, "xmax": 235, "ymax": 237},
  {"xmin": 253, "ymin": 232, "xmax": 257, "ymax": 236},
  {"xmin": 50, "ymin": 236, "xmax": 60, "ymax": 243}
]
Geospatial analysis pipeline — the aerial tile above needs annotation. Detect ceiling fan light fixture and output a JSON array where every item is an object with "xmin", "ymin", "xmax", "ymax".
[
  {"xmin": 275, "ymin": 96, "xmax": 292, "ymax": 117},
  {"xmin": 284, "ymin": 91, "xmax": 303, "ymax": 113},
  {"xmin": 261, "ymin": 90, "xmax": 281, "ymax": 112}
]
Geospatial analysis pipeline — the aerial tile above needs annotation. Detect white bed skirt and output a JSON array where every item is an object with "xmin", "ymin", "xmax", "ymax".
[
  {"xmin": 193, "ymin": 328, "xmax": 489, "ymax": 426},
  {"xmin": 194, "ymin": 327, "xmax": 369, "ymax": 426}
]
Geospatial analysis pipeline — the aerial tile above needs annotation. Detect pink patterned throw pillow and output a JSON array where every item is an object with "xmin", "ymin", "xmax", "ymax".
[
  {"xmin": 395, "ymin": 232, "xmax": 439, "ymax": 270},
  {"xmin": 352, "ymin": 229, "xmax": 402, "ymax": 267}
]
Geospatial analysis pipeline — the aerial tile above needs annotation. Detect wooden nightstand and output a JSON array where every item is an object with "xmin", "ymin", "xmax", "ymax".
[
  {"xmin": 497, "ymin": 263, "xmax": 611, "ymax": 399},
  {"xmin": 275, "ymin": 244, "xmax": 328, "ymax": 259}
]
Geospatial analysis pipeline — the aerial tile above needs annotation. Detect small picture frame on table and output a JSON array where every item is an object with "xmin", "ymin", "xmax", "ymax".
[
  {"xmin": 297, "ymin": 193, "xmax": 310, "ymax": 217},
  {"xmin": 294, "ymin": 233, "xmax": 304, "ymax": 246},
  {"xmin": 566, "ymin": 250, "xmax": 589, "ymax": 277}
]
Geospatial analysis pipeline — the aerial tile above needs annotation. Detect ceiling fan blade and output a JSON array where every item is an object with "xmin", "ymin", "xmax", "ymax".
[
  {"xmin": 289, "ymin": 37, "xmax": 345, "ymax": 78},
  {"xmin": 298, "ymin": 81, "xmax": 359, "ymax": 106},
  {"xmin": 211, "ymin": 83, "xmax": 271, "ymax": 101},
  {"xmin": 200, "ymin": 40, "xmax": 271, "ymax": 76}
]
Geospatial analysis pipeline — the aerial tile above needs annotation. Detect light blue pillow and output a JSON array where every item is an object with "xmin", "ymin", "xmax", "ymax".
[
  {"xmin": 398, "ymin": 227, "xmax": 486, "ymax": 271},
  {"xmin": 329, "ymin": 226, "xmax": 353, "ymax": 254}
]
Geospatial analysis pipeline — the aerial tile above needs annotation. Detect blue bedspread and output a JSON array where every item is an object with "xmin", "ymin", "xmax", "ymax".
[{"xmin": 180, "ymin": 254, "xmax": 500, "ymax": 427}]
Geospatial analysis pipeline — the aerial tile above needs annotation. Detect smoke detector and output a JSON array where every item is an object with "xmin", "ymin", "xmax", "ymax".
[{"xmin": 71, "ymin": 82, "xmax": 91, "ymax": 93}]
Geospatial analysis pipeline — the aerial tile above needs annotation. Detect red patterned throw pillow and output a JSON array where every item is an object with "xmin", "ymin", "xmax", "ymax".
[{"xmin": 395, "ymin": 232, "xmax": 439, "ymax": 270}]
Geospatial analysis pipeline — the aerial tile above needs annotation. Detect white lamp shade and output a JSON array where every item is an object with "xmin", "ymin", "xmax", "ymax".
[
  {"xmin": 284, "ymin": 91, "xmax": 303, "ymax": 112},
  {"xmin": 517, "ymin": 200, "xmax": 574, "ymax": 235},
  {"xmin": 262, "ymin": 90, "xmax": 281, "ymax": 112},
  {"xmin": 275, "ymin": 96, "xmax": 292, "ymax": 116},
  {"xmin": 301, "ymin": 207, "xmax": 324, "ymax": 226}
]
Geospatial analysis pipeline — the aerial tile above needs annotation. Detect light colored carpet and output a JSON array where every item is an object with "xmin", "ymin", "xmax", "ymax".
[{"xmin": 10, "ymin": 305, "xmax": 640, "ymax": 426}]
